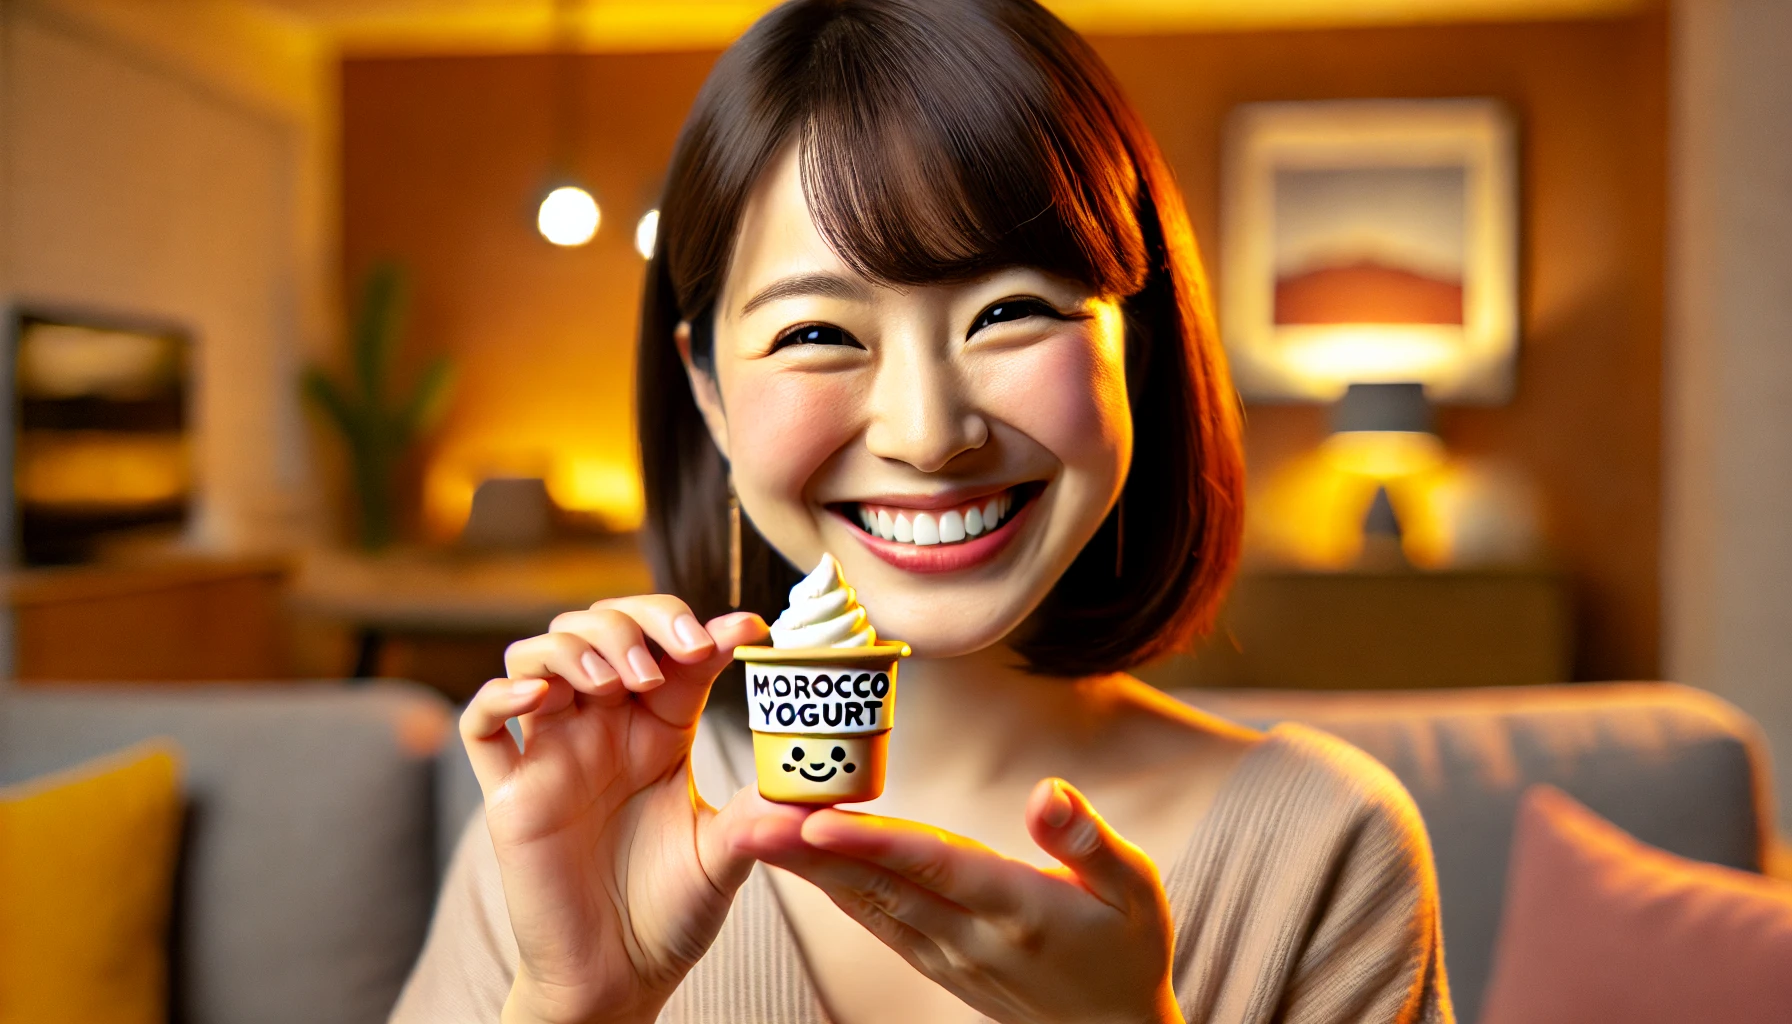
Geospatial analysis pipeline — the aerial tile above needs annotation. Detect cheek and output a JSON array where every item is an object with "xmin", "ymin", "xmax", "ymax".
[
  {"xmin": 722, "ymin": 370, "xmax": 862, "ymax": 499},
  {"xmin": 976, "ymin": 335, "xmax": 1132, "ymax": 481}
]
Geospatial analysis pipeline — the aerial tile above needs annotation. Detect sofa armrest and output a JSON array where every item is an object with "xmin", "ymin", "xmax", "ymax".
[
  {"xmin": 0, "ymin": 682, "xmax": 453, "ymax": 1024},
  {"xmin": 1176, "ymin": 683, "xmax": 1772, "ymax": 1023}
]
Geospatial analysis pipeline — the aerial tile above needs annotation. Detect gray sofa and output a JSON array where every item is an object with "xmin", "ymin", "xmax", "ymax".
[{"xmin": 0, "ymin": 681, "xmax": 1772, "ymax": 1024}]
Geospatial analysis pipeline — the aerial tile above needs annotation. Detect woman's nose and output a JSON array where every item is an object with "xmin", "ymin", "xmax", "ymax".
[{"xmin": 862, "ymin": 347, "xmax": 988, "ymax": 472}]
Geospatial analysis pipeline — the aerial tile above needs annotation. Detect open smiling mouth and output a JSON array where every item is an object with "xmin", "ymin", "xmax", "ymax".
[
  {"xmin": 830, "ymin": 482, "xmax": 1042, "ymax": 574},
  {"xmin": 797, "ymin": 765, "xmax": 838, "ymax": 782},
  {"xmin": 838, "ymin": 483, "xmax": 1040, "ymax": 547},
  {"xmin": 830, "ymin": 483, "xmax": 1042, "ymax": 574}
]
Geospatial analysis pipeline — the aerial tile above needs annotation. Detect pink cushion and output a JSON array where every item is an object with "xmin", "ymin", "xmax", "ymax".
[{"xmin": 1480, "ymin": 785, "xmax": 1792, "ymax": 1024}]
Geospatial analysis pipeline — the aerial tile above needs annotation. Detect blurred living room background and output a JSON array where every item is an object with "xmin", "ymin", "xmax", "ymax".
[{"xmin": 2, "ymin": 1, "xmax": 1790, "ymax": 1022}]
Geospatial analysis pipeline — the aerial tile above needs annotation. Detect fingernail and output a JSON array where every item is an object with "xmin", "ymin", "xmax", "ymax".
[
  {"xmin": 1043, "ymin": 780, "xmax": 1074, "ymax": 828},
  {"xmin": 626, "ymin": 646, "xmax": 664, "ymax": 686},
  {"xmin": 581, "ymin": 652, "xmax": 618, "ymax": 686},
  {"xmin": 510, "ymin": 678, "xmax": 546, "ymax": 698},
  {"xmin": 673, "ymin": 614, "xmax": 711, "ymax": 652}
]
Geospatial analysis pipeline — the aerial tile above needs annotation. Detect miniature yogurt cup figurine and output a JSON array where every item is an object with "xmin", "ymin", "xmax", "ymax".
[{"xmin": 733, "ymin": 553, "xmax": 910, "ymax": 805}]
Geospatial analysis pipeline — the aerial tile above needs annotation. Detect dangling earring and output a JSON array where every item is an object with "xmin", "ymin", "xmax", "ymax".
[
  {"xmin": 1113, "ymin": 492, "xmax": 1125, "ymax": 578},
  {"xmin": 728, "ymin": 485, "xmax": 742, "ymax": 609}
]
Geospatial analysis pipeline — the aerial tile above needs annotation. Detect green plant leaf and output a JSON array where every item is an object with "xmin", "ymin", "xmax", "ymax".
[
  {"xmin": 353, "ymin": 261, "xmax": 407, "ymax": 403},
  {"xmin": 302, "ymin": 368, "xmax": 358, "ymax": 438},
  {"xmin": 398, "ymin": 355, "xmax": 456, "ymax": 438}
]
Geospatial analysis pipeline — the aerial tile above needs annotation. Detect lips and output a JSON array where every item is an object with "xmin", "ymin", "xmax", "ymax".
[{"xmin": 832, "ymin": 484, "xmax": 1038, "ymax": 574}]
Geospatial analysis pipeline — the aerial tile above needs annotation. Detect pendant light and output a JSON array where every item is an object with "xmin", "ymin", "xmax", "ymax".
[{"xmin": 537, "ymin": 0, "xmax": 598, "ymax": 247}]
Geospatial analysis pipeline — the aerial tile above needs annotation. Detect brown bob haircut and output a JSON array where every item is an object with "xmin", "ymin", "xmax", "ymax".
[{"xmin": 638, "ymin": 0, "xmax": 1243, "ymax": 677}]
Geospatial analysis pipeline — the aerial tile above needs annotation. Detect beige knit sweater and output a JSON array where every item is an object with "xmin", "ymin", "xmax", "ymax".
[{"xmin": 393, "ymin": 721, "xmax": 1453, "ymax": 1024}]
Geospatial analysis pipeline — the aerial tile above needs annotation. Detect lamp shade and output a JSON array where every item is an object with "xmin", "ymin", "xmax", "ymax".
[
  {"xmin": 1324, "ymin": 382, "xmax": 1443, "ymax": 479},
  {"xmin": 1330, "ymin": 382, "xmax": 1433, "ymax": 435}
]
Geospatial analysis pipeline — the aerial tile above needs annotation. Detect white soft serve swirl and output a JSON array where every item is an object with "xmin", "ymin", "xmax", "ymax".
[{"xmin": 770, "ymin": 553, "xmax": 877, "ymax": 649}]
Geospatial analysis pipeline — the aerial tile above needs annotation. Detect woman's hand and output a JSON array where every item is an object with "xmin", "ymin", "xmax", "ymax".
[
  {"xmin": 460, "ymin": 597, "xmax": 799, "ymax": 1024},
  {"xmin": 746, "ymin": 779, "xmax": 1185, "ymax": 1024}
]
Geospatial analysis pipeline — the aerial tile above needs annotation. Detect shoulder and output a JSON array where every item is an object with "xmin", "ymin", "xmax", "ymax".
[
  {"xmin": 1236, "ymin": 724, "xmax": 1451, "ymax": 1022},
  {"xmin": 1165, "ymin": 723, "xmax": 1452, "ymax": 1024},
  {"xmin": 1228, "ymin": 723, "xmax": 1440, "ymax": 920},
  {"xmin": 1252, "ymin": 723, "xmax": 1431, "ymax": 848}
]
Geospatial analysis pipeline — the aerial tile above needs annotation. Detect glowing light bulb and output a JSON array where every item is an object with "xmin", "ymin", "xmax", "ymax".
[
  {"xmin": 634, "ymin": 208, "xmax": 660, "ymax": 260},
  {"xmin": 538, "ymin": 185, "xmax": 599, "ymax": 246}
]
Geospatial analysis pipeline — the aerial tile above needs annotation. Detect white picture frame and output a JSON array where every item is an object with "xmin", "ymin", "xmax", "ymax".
[{"xmin": 1220, "ymin": 98, "xmax": 1518, "ymax": 404}]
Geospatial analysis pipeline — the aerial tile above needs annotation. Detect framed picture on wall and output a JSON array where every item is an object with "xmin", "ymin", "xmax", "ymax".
[{"xmin": 1220, "ymin": 98, "xmax": 1518, "ymax": 404}]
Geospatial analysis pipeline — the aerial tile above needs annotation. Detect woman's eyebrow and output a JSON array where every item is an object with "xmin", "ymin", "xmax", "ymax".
[{"xmin": 739, "ymin": 272, "xmax": 868, "ymax": 317}]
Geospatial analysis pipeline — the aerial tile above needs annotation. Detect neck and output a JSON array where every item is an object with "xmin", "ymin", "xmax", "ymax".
[{"xmin": 885, "ymin": 643, "xmax": 1123, "ymax": 789}]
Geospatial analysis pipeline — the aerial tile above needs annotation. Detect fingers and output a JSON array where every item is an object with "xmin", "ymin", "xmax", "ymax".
[
  {"xmin": 636, "ymin": 610, "xmax": 768, "ymax": 728},
  {"xmin": 734, "ymin": 799, "xmax": 974, "ymax": 946},
  {"xmin": 799, "ymin": 809, "xmax": 1025, "ymax": 915},
  {"xmin": 1026, "ymin": 778, "xmax": 1162, "ymax": 911},
  {"xmin": 568, "ymin": 594, "xmax": 720, "ymax": 669},
  {"xmin": 512, "ymin": 607, "xmax": 673, "ymax": 694},
  {"xmin": 527, "ymin": 597, "xmax": 767, "ymax": 730},
  {"xmin": 504, "ymin": 629, "xmax": 626, "ymax": 697},
  {"xmin": 460, "ymin": 676, "xmax": 556, "ymax": 791}
]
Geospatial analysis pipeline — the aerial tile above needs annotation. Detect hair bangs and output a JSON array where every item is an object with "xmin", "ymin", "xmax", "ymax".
[{"xmin": 794, "ymin": 1, "xmax": 1148, "ymax": 297}]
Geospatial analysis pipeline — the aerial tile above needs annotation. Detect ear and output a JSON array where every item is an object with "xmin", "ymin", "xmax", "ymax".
[{"xmin": 676, "ymin": 321, "xmax": 731, "ymax": 462}]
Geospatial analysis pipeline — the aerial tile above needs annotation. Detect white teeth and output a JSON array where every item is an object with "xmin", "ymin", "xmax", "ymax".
[
  {"xmin": 913, "ymin": 513, "xmax": 940, "ymax": 545},
  {"xmin": 858, "ymin": 491, "xmax": 1017, "ymax": 547},
  {"xmin": 939, "ymin": 510, "xmax": 965, "ymax": 543}
]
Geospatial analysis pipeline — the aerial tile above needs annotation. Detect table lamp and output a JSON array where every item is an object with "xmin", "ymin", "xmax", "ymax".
[{"xmin": 1323, "ymin": 382, "xmax": 1444, "ymax": 568}]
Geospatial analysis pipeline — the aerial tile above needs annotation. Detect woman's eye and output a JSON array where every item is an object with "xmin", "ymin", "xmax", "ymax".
[
  {"xmin": 970, "ymin": 298, "xmax": 1060, "ymax": 335},
  {"xmin": 771, "ymin": 324, "xmax": 860, "ymax": 351}
]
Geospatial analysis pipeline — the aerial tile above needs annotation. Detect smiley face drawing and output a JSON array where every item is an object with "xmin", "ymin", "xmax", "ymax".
[
  {"xmin": 752, "ymin": 731, "xmax": 888, "ymax": 804},
  {"xmin": 782, "ymin": 743, "xmax": 857, "ymax": 782}
]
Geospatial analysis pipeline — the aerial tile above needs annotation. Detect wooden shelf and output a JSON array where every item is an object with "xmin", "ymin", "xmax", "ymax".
[{"xmin": 1140, "ymin": 566, "xmax": 1572, "ymax": 690}]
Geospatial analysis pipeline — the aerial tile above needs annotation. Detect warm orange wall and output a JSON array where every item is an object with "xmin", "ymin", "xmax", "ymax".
[
  {"xmin": 342, "ymin": 51, "xmax": 720, "ymax": 535},
  {"xmin": 341, "ymin": 13, "xmax": 1666, "ymax": 679}
]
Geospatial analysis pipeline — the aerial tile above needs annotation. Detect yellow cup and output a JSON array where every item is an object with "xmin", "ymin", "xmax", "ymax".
[{"xmin": 733, "ymin": 641, "xmax": 910, "ymax": 805}]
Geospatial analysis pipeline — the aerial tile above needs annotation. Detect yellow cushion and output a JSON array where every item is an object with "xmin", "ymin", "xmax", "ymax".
[{"xmin": 0, "ymin": 742, "xmax": 183, "ymax": 1024}]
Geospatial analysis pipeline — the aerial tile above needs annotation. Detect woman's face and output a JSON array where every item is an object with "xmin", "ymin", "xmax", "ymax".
[{"xmin": 684, "ymin": 144, "xmax": 1132, "ymax": 657}]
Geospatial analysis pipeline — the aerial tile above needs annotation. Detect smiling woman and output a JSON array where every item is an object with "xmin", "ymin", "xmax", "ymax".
[
  {"xmin": 395, "ymin": 3, "xmax": 1452, "ymax": 1023},
  {"xmin": 637, "ymin": 2, "xmax": 1241, "ymax": 678}
]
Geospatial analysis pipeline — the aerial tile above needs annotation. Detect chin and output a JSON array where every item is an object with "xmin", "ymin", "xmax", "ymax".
[
  {"xmin": 843, "ymin": 575, "xmax": 1036, "ymax": 658},
  {"xmin": 869, "ymin": 609, "xmax": 1017, "ymax": 659}
]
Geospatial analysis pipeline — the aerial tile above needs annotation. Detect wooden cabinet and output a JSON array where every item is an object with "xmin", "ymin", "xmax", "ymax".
[
  {"xmin": 8, "ymin": 557, "xmax": 290, "ymax": 682},
  {"xmin": 1141, "ymin": 567, "xmax": 1572, "ymax": 690}
]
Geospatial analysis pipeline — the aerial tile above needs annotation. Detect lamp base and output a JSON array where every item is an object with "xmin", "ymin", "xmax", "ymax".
[{"xmin": 1357, "ymin": 485, "xmax": 1411, "ymax": 571}]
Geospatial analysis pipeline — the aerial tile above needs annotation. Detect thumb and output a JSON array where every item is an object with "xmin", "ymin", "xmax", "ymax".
[
  {"xmin": 695, "ymin": 786, "xmax": 812, "ymax": 896},
  {"xmin": 1027, "ymin": 778, "xmax": 1162, "ymax": 910}
]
